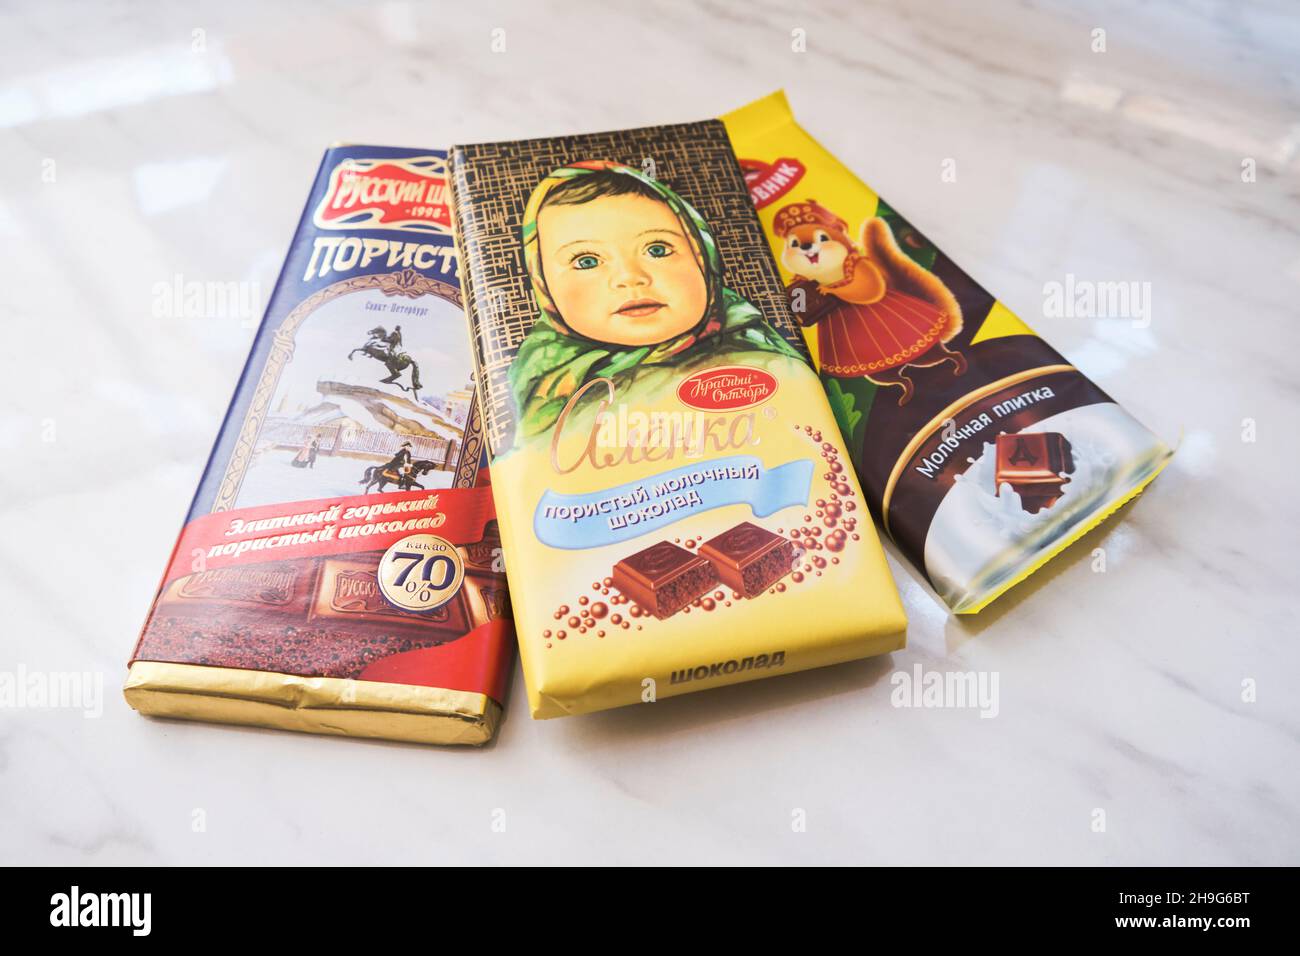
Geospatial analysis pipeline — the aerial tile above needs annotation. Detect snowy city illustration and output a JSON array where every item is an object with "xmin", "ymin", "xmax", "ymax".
[{"xmin": 233, "ymin": 287, "xmax": 474, "ymax": 508}]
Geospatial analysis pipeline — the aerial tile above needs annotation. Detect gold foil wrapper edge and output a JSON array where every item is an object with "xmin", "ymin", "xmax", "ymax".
[{"xmin": 124, "ymin": 661, "xmax": 499, "ymax": 746}]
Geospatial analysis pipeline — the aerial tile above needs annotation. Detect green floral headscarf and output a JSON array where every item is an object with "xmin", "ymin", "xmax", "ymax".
[{"xmin": 508, "ymin": 160, "xmax": 802, "ymax": 440}]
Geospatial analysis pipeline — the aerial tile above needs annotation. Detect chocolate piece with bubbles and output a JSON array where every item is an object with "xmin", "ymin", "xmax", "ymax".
[
  {"xmin": 699, "ymin": 521, "xmax": 795, "ymax": 597},
  {"xmin": 612, "ymin": 541, "xmax": 719, "ymax": 620}
]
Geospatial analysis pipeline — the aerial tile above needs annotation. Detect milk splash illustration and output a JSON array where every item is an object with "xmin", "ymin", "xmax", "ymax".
[
  {"xmin": 924, "ymin": 404, "xmax": 1164, "ymax": 611},
  {"xmin": 957, "ymin": 433, "xmax": 1110, "ymax": 538}
]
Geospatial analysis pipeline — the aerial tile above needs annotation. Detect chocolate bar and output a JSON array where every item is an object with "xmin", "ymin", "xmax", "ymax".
[
  {"xmin": 612, "ymin": 542, "xmax": 719, "ymax": 620},
  {"xmin": 994, "ymin": 432, "xmax": 1074, "ymax": 513},
  {"xmin": 725, "ymin": 91, "xmax": 1173, "ymax": 614},
  {"xmin": 449, "ymin": 116, "xmax": 907, "ymax": 717},
  {"xmin": 125, "ymin": 145, "xmax": 514, "ymax": 746},
  {"xmin": 699, "ymin": 522, "xmax": 795, "ymax": 597}
]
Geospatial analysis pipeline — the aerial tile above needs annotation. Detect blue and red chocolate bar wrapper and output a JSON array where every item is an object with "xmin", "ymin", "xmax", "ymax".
[{"xmin": 126, "ymin": 146, "xmax": 514, "ymax": 744}]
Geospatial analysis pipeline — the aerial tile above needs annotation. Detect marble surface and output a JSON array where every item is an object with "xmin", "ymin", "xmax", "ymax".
[{"xmin": 2, "ymin": 0, "xmax": 1297, "ymax": 866}]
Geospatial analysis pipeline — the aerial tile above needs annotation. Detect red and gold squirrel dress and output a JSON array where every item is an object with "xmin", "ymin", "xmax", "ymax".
[
  {"xmin": 774, "ymin": 200, "xmax": 961, "ymax": 379},
  {"xmin": 811, "ymin": 257, "xmax": 950, "ymax": 377}
]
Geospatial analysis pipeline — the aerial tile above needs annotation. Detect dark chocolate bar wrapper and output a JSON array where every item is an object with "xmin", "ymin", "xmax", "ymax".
[
  {"xmin": 449, "ymin": 118, "xmax": 906, "ymax": 718},
  {"xmin": 126, "ymin": 145, "xmax": 514, "ymax": 745},
  {"xmin": 725, "ymin": 93, "xmax": 1173, "ymax": 613}
]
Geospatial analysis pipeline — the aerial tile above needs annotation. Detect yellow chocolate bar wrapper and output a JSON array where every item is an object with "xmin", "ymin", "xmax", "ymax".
[
  {"xmin": 449, "ymin": 119, "xmax": 907, "ymax": 718},
  {"xmin": 723, "ymin": 91, "xmax": 1172, "ymax": 613}
]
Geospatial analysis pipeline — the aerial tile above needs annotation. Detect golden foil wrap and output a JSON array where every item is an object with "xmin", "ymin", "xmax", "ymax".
[{"xmin": 124, "ymin": 661, "xmax": 500, "ymax": 746}]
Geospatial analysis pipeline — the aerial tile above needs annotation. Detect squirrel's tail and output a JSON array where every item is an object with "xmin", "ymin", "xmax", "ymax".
[{"xmin": 861, "ymin": 217, "xmax": 962, "ymax": 341}]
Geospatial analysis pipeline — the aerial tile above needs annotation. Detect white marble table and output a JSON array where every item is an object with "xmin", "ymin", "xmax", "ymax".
[{"xmin": 2, "ymin": 0, "xmax": 1296, "ymax": 865}]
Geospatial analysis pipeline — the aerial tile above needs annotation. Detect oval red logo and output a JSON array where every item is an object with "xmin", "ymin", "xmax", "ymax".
[{"xmin": 676, "ymin": 365, "xmax": 778, "ymax": 412}]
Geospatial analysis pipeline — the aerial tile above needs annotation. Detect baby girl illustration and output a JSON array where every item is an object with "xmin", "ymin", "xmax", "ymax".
[
  {"xmin": 774, "ymin": 200, "xmax": 967, "ymax": 405},
  {"xmin": 509, "ymin": 160, "xmax": 802, "ymax": 442}
]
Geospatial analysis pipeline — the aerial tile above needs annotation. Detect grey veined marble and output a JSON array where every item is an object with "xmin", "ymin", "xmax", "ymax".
[{"xmin": 0, "ymin": 0, "xmax": 1296, "ymax": 865}]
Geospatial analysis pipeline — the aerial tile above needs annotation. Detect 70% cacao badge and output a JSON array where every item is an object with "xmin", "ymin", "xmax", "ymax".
[{"xmin": 378, "ymin": 534, "xmax": 465, "ymax": 612}]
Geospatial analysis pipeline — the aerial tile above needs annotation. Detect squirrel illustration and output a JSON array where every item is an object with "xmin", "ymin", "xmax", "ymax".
[{"xmin": 774, "ymin": 200, "xmax": 966, "ymax": 405}]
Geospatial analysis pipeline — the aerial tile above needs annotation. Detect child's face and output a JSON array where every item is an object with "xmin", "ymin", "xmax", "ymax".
[{"xmin": 538, "ymin": 192, "xmax": 708, "ymax": 347}]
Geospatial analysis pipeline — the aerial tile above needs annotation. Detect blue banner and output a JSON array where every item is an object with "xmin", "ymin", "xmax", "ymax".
[{"xmin": 534, "ymin": 455, "xmax": 814, "ymax": 550}]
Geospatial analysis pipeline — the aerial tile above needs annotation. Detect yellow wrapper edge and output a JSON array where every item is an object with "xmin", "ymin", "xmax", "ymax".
[{"xmin": 954, "ymin": 458, "xmax": 1172, "ymax": 614}]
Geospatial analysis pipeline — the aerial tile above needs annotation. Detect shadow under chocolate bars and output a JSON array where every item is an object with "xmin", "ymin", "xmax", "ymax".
[
  {"xmin": 125, "ymin": 145, "xmax": 514, "ymax": 745},
  {"xmin": 724, "ymin": 92, "xmax": 1173, "ymax": 614}
]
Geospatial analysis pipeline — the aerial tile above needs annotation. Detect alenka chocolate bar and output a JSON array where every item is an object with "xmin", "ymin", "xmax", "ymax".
[
  {"xmin": 448, "ymin": 118, "xmax": 907, "ymax": 718},
  {"xmin": 724, "ymin": 92, "xmax": 1174, "ymax": 613},
  {"xmin": 125, "ymin": 145, "xmax": 514, "ymax": 745}
]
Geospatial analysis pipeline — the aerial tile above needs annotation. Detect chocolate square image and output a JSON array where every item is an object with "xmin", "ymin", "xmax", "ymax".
[
  {"xmin": 994, "ymin": 431, "xmax": 1075, "ymax": 514},
  {"xmin": 612, "ymin": 541, "xmax": 720, "ymax": 620},
  {"xmin": 994, "ymin": 432, "xmax": 1074, "ymax": 488},
  {"xmin": 698, "ymin": 521, "xmax": 795, "ymax": 598}
]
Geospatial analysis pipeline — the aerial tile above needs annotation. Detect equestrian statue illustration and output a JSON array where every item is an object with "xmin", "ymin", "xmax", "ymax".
[{"xmin": 348, "ymin": 324, "xmax": 422, "ymax": 397}]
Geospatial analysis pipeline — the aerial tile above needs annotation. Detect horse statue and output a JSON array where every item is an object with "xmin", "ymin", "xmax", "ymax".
[
  {"xmin": 348, "ymin": 325, "xmax": 422, "ymax": 397},
  {"xmin": 358, "ymin": 458, "xmax": 439, "ymax": 494}
]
